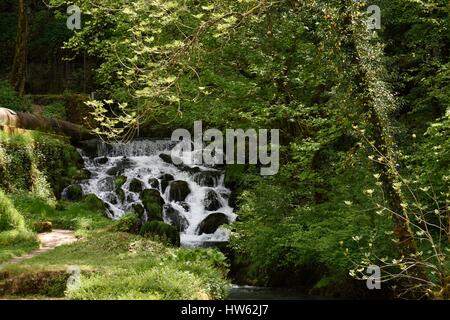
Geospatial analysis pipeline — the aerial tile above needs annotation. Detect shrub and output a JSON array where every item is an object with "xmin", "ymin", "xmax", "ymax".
[
  {"xmin": 140, "ymin": 221, "xmax": 180, "ymax": 247},
  {"xmin": 42, "ymin": 101, "xmax": 67, "ymax": 120},
  {"xmin": 0, "ymin": 189, "xmax": 26, "ymax": 232},
  {"xmin": 0, "ymin": 81, "xmax": 31, "ymax": 112},
  {"xmin": 114, "ymin": 213, "xmax": 141, "ymax": 234}
]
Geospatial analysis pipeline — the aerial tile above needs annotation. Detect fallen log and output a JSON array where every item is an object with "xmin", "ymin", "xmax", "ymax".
[{"xmin": 0, "ymin": 108, "xmax": 93, "ymax": 142}]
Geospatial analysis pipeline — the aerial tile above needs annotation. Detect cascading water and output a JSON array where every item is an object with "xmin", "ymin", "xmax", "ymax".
[{"xmin": 77, "ymin": 139, "xmax": 236, "ymax": 247}]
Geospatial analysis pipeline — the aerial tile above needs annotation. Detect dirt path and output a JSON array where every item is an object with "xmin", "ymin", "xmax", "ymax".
[{"xmin": 5, "ymin": 230, "xmax": 78, "ymax": 266}]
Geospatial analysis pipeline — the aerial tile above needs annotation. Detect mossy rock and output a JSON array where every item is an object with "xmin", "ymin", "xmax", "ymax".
[
  {"xmin": 74, "ymin": 169, "xmax": 91, "ymax": 181},
  {"xmin": 115, "ymin": 213, "xmax": 141, "ymax": 234},
  {"xmin": 148, "ymin": 178, "xmax": 160, "ymax": 190},
  {"xmin": 132, "ymin": 204, "xmax": 145, "ymax": 219},
  {"xmin": 163, "ymin": 204, "xmax": 189, "ymax": 232},
  {"xmin": 140, "ymin": 221, "xmax": 180, "ymax": 247},
  {"xmin": 197, "ymin": 212, "xmax": 230, "ymax": 235},
  {"xmin": 94, "ymin": 156, "xmax": 109, "ymax": 165},
  {"xmin": 168, "ymin": 180, "xmax": 191, "ymax": 202},
  {"xmin": 82, "ymin": 194, "xmax": 105, "ymax": 212},
  {"xmin": 140, "ymin": 189, "xmax": 164, "ymax": 221},
  {"xmin": 114, "ymin": 175, "xmax": 127, "ymax": 189},
  {"xmin": 116, "ymin": 188, "xmax": 125, "ymax": 203},
  {"xmin": 63, "ymin": 184, "xmax": 83, "ymax": 201},
  {"xmin": 129, "ymin": 178, "xmax": 144, "ymax": 193},
  {"xmin": 193, "ymin": 171, "xmax": 221, "ymax": 187},
  {"xmin": 33, "ymin": 221, "xmax": 53, "ymax": 233},
  {"xmin": 159, "ymin": 174, "xmax": 174, "ymax": 193},
  {"xmin": 203, "ymin": 189, "xmax": 222, "ymax": 211}
]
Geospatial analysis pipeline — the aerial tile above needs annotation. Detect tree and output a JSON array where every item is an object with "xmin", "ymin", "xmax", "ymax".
[{"xmin": 10, "ymin": 0, "xmax": 28, "ymax": 96}]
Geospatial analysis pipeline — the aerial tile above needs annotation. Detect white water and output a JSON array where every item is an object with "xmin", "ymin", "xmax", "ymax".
[{"xmin": 78, "ymin": 139, "xmax": 236, "ymax": 246}]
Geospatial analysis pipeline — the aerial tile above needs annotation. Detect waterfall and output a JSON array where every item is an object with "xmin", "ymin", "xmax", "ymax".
[{"xmin": 77, "ymin": 139, "xmax": 236, "ymax": 247}]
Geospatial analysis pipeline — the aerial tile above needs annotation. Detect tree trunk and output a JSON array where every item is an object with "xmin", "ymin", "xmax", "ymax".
[{"xmin": 10, "ymin": 0, "xmax": 28, "ymax": 96}]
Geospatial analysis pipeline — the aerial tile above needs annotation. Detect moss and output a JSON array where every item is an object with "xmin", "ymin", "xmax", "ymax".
[
  {"xmin": 140, "ymin": 189, "xmax": 164, "ymax": 222},
  {"xmin": 114, "ymin": 213, "xmax": 141, "ymax": 234},
  {"xmin": 82, "ymin": 194, "xmax": 105, "ymax": 212},
  {"xmin": 0, "ymin": 131, "xmax": 83, "ymax": 198},
  {"xmin": 114, "ymin": 176, "xmax": 127, "ymax": 189},
  {"xmin": 140, "ymin": 221, "xmax": 180, "ymax": 247}
]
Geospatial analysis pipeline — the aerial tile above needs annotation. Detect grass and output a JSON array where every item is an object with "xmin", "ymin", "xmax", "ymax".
[
  {"xmin": 0, "ymin": 190, "xmax": 39, "ymax": 263},
  {"xmin": 11, "ymin": 193, "xmax": 111, "ymax": 238},
  {"xmin": 0, "ymin": 192, "xmax": 230, "ymax": 300},
  {"xmin": 1, "ymin": 231, "xmax": 230, "ymax": 300}
]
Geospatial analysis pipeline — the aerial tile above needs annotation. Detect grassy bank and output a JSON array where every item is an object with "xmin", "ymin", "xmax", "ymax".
[{"xmin": 0, "ymin": 192, "xmax": 230, "ymax": 300}]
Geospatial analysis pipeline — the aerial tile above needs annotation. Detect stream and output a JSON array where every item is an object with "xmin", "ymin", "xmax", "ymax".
[
  {"xmin": 228, "ymin": 285, "xmax": 313, "ymax": 300},
  {"xmin": 75, "ymin": 139, "xmax": 237, "ymax": 247}
]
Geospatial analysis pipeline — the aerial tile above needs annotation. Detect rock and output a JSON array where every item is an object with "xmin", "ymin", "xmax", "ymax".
[
  {"xmin": 140, "ymin": 221, "xmax": 180, "ymax": 246},
  {"xmin": 132, "ymin": 204, "xmax": 145, "ymax": 219},
  {"xmin": 159, "ymin": 153, "xmax": 177, "ymax": 165},
  {"xmin": 106, "ymin": 157, "xmax": 134, "ymax": 176},
  {"xmin": 197, "ymin": 213, "xmax": 230, "ymax": 235},
  {"xmin": 97, "ymin": 176, "xmax": 115, "ymax": 192},
  {"xmin": 169, "ymin": 180, "xmax": 191, "ymax": 202},
  {"xmin": 33, "ymin": 221, "xmax": 53, "ymax": 233},
  {"xmin": 183, "ymin": 166, "xmax": 201, "ymax": 174},
  {"xmin": 148, "ymin": 178, "xmax": 160, "ymax": 190},
  {"xmin": 75, "ymin": 169, "xmax": 91, "ymax": 181},
  {"xmin": 129, "ymin": 178, "xmax": 144, "ymax": 193},
  {"xmin": 127, "ymin": 194, "xmax": 136, "ymax": 202},
  {"xmin": 94, "ymin": 156, "xmax": 109, "ymax": 165},
  {"xmin": 114, "ymin": 175, "xmax": 127, "ymax": 188},
  {"xmin": 82, "ymin": 194, "xmax": 105, "ymax": 211},
  {"xmin": 203, "ymin": 189, "xmax": 222, "ymax": 211},
  {"xmin": 178, "ymin": 201, "xmax": 190, "ymax": 212},
  {"xmin": 78, "ymin": 139, "xmax": 99, "ymax": 158},
  {"xmin": 116, "ymin": 188, "xmax": 125, "ymax": 203},
  {"xmin": 115, "ymin": 213, "xmax": 141, "ymax": 234},
  {"xmin": 105, "ymin": 192, "xmax": 118, "ymax": 205},
  {"xmin": 193, "ymin": 171, "xmax": 221, "ymax": 187},
  {"xmin": 141, "ymin": 189, "xmax": 164, "ymax": 221},
  {"xmin": 63, "ymin": 184, "xmax": 83, "ymax": 201},
  {"xmin": 159, "ymin": 173, "xmax": 174, "ymax": 193},
  {"xmin": 159, "ymin": 153, "xmax": 200, "ymax": 174},
  {"xmin": 163, "ymin": 204, "xmax": 189, "ymax": 232}
]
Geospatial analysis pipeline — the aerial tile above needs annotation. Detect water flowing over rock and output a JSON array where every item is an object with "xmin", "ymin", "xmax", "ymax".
[
  {"xmin": 148, "ymin": 178, "xmax": 159, "ymax": 190},
  {"xmin": 194, "ymin": 171, "xmax": 221, "ymax": 187},
  {"xmin": 164, "ymin": 204, "xmax": 189, "ymax": 232},
  {"xmin": 141, "ymin": 189, "xmax": 164, "ymax": 222},
  {"xmin": 77, "ymin": 139, "xmax": 237, "ymax": 246},
  {"xmin": 197, "ymin": 213, "xmax": 230, "ymax": 235},
  {"xmin": 159, "ymin": 173, "xmax": 174, "ymax": 193},
  {"xmin": 129, "ymin": 178, "xmax": 144, "ymax": 193},
  {"xmin": 168, "ymin": 180, "xmax": 191, "ymax": 202},
  {"xmin": 203, "ymin": 189, "xmax": 222, "ymax": 211},
  {"xmin": 62, "ymin": 184, "xmax": 83, "ymax": 201}
]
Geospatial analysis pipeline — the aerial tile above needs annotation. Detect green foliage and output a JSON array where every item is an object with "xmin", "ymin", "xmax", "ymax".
[
  {"xmin": 0, "ymin": 81, "xmax": 31, "ymax": 112},
  {"xmin": 11, "ymin": 193, "xmax": 110, "ymax": 236},
  {"xmin": 0, "ymin": 190, "xmax": 38, "ymax": 263},
  {"xmin": 42, "ymin": 101, "xmax": 67, "ymax": 120},
  {"xmin": 140, "ymin": 221, "xmax": 180, "ymax": 247},
  {"xmin": 34, "ymin": 0, "xmax": 449, "ymax": 298},
  {"xmin": 2, "ymin": 231, "xmax": 229, "ymax": 300},
  {"xmin": 114, "ymin": 213, "xmax": 140, "ymax": 234},
  {"xmin": 0, "ymin": 189, "xmax": 26, "ymax": 232},
  {"xmin": 0, "ymin": 131, "xmax": 82, "ymax": 197}
]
